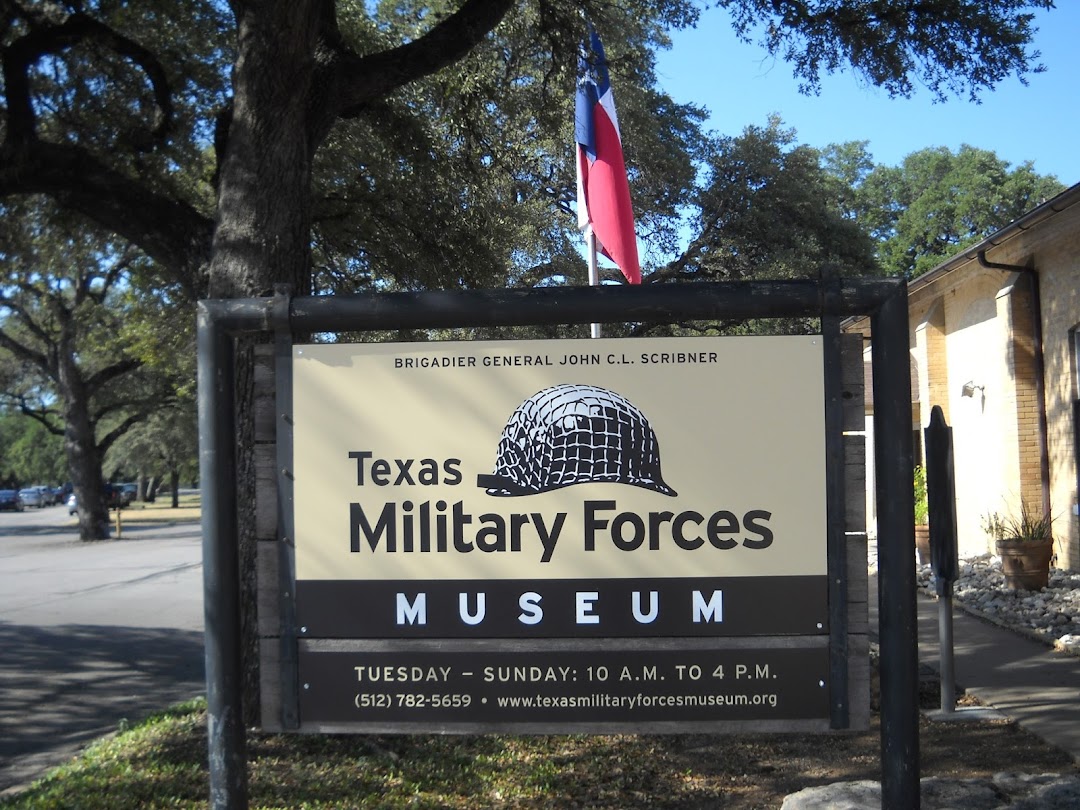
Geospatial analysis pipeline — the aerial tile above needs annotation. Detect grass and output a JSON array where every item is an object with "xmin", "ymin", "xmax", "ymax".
[
  {"xmin": 1, "ymin": 700, "xmax": 211, "ymax": 810},
  {"xmin": 117, "ymin": 493, "xmax": 201, "ymax": 525},
  {"xmin": 2, "ymin": 686, "xmax": 1076, "ymax": 810},
  {"xmin": 982, "ymin": 499, "xmax": 1054, "ymax": 544},
  {"xmin": 1, "ymin": 700, "xmax": 692, "ymax": 810}
]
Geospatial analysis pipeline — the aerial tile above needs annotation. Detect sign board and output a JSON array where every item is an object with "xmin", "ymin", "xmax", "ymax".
[{"xmin": 291, "ymin": 336, "xmax": 830, "ymax": 729}]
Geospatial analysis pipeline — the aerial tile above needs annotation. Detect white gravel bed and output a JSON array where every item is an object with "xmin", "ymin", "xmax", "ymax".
[{"xmin": 915, "ymin": 554, "xmax": 1080, "ymax": 655}]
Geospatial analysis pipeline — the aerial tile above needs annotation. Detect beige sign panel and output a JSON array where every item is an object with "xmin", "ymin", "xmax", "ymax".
[{"xmin": 293, "ymin": 337, "xmax": 826, "ymax": 583}]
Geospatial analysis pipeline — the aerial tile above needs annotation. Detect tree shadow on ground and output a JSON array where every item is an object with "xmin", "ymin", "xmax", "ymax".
[
  {"xmin": 0, "ymin": 522, "xmax": 77, "ymax": 538},
  {"xmin": 0, "ymin": 623, "xmax": 205, "ymax": 791}
]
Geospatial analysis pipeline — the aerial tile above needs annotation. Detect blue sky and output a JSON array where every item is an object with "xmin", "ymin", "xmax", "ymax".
[{"xmin": 654, "ymin": 4, "xmax": 1079, "ymax": 185}]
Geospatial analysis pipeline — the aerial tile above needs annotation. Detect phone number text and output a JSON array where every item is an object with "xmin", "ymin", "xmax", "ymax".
[{"xmin": 355, "ymin": 693, "xmax": 473, "ymax": 709}]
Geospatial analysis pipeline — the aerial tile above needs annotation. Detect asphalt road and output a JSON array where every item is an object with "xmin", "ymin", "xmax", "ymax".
[{"xmin": 0, "ymin": 504, "xmax": 205, "ymax": 795}]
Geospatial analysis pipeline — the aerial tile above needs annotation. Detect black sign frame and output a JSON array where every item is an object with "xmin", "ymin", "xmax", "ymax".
[{"xmin": 197, "ymin": 278, "xmax": 919, "ymax": 808}]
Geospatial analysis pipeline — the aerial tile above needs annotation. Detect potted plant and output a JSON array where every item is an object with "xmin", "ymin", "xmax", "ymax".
[
  {"xmin": 982, "ymin": 501, "xmax": 1055, "ymax": 590},
  {"xmin": 913, "ymin": 465, "xmax": 930, "ymax": 564}
]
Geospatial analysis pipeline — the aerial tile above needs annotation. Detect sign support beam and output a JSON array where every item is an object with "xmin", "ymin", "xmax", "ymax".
[
  {"xmin": 197, "ymin": 304, "xmax": 248, "ymax": 810},
  {"xmin": 820, "ymin": 265, "xmax": 849, "ymax": 730},
  {"xmin": 870, "ymin": 286, "xmax": 920, "ymax": 809},
  {"xmin": 272, "ymin": 285, "xmax": 300, "ymax": 730}
]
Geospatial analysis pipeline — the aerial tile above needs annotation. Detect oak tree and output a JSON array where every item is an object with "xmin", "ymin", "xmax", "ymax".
[{"xmin": 0, "ymin": 200, "xmax": 184, "ymax": 538}]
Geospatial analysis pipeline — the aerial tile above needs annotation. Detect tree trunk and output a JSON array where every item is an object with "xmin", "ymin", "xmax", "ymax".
[
  {"xmin": 170, "ymin": 469, "xmax": 180, "ymax": 508},
  {"xmin": 58, "ymin": 345, "xmax": 110, "ymax": 540},
  {"xmin": 64, "ymin": 402, "xmax": 109, "ymax": 541},
  {"xmin": 208, "ymin": 2, "xmax": 325, "ymax": 299},
  {"xmin": 209, "ymin": 0, "xmax": 333, "ymax": 725}
]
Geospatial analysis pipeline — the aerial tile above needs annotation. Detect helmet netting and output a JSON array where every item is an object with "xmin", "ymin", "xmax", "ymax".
[{"xmin": 482, "ymin": 384, "xmax": 675, "ymax": 496}]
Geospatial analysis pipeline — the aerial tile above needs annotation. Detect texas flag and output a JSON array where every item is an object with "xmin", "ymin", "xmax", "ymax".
[{"xmin": 575, "ymin": 27, "xmax": 642, "ymax": 285}]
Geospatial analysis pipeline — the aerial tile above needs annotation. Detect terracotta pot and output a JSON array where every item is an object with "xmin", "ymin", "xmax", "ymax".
[
  {"xmin": 995, "ymin": 537, "xmax": 1054, "ymax": 590},
  {"xmin": 914, "ymin": 524, "xmax": 930, "ymax": 565}
]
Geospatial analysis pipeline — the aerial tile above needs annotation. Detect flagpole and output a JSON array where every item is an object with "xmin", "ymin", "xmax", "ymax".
[
  {"xmin": 576, "ymin": 22, "xmax": 639, "ymax": 340},
  {"xmin": 586, "ymin": 228, "xmax": 601, "ymax": 338}
]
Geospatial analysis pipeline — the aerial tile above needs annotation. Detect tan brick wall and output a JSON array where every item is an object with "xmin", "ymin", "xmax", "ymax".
[
  {"xmin": 919, "ymin": 301, "xmax": 950, "ymax": 425},
  {"xmin": 1035, "ymin": 236, "xmax": 1080, "ymax": 570},
  {"xmin": 999, "ymin": 277, "xmax": 1045, "ymax": 513},
  {"xmin": 975, "ymin": 203, "xmax": 1080, "ymax": 569}
]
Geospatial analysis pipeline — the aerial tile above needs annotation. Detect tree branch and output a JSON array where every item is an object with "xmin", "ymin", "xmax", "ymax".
[
  {"xmin": 98, "ymin": 410, "xmax": 155, "ymax": 456},
  {"xmin": 0, "ymin": 309, "xmax": 52, "ymax": 368},
  {"xmin": 10, "ymin": 398, "xmax": 65, "ymax": 436},
  {"xmin": 83, "ymin": 249, "xmax": 137, "ymax": 306},
  {"xmin": 0, "ymin": 139, "xmax": 214, "ymax": 296},
  {"xmin": 93, "ymin": 383, "xmax": 178, "ymax": 453},
  {"xmin": 2, "ymin": 10, "xmax": 174, "ymax": 150},
  {"xmin": 85, "ymin": 357, "xmax": 142, "ymax": 393},
  {"xmin": 335, "ymin": 0, "xmax": 516, "ymax": 116},
  {"xmin": 0, "ymin": 321, "xmax": 51, "ymax": 373}
]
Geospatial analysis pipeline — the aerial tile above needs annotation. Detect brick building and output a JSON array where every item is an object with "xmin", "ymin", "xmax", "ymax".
[{"xmin": 847, "ymin": 182, "xmax": 1080, "ymax": 570}]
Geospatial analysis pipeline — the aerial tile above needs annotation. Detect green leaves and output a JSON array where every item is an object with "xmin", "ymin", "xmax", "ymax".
[
  {"xmin": 846, "ymin": 145, "xmax": 1065, "ymax": 278},
  {"xmin": 716, "ymin": 0, "xmax": 1054, "ymax": 102},
  {"xmin": 3, "ymin": 0, "xmax": 1068, "ymax": 300},
  {"xmin": 311, "ymin": 0, "xmax": 705, "ymax": 292},
  {"xmin": 0, "ymin": 413, "xmax": 67, "ymax": 484},
  {"xmin": 674, "ymin": 116, "xmax": 879, "ymax": 285}
]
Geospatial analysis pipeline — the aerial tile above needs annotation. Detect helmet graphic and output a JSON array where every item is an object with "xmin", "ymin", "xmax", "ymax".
[{"xmin": 476, "ymin": 384, "xmax": 676, "ymax": 497}]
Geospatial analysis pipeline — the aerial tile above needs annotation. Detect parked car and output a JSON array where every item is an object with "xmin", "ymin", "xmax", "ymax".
[
  {"xmin": 34, "ymin": 485, "xmax": 55, "ymax": 506},
  {"xmin": 18, "ymin": 488, "xmax": 43, "ymax": 508},
  {"xmin": 104, "ymin": 483, "xmax": 124, "ymax": 509},
  {"xmin": 0, "ymin": 490, "xmax": 23, "ymax": 511},
  {"xmin": 118, "ymin": 483, "xmax": 137, "ymax": 506},
  {"xmin": 66, "ymin": 486, "xmax": 127, "ymax": 514}
]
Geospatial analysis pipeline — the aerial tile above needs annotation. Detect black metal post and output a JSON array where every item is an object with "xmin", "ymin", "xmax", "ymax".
[
  {"xmin": 197, "ymin": 302, "xmax": 249, "ymax": 810},
  {"xmin": 937, "ymin": 594, "xmax": 956, "ymax": 713},
  {"xmin": 272, "ymin": 288, "xmax": 300, "ymax": 730},
  {"xmin": 1074, "ymin": 400, "xmax": 1080, "ymax": 569},
  {"xmin": 287, "ymin": 278, "xmax": 901, "ymax": 333},
  {"xmin": 870, "ymin": 285, "xmax": 920, "ymax": 809},
  {"xmin": 925, "ymin": 406, "xmax": 959, "ymax": 713},
  {"xmin": 820, "ymin": 266, "xmax": 849, "ymax": 729}
]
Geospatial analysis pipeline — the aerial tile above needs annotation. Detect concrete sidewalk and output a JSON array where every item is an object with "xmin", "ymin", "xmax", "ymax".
[{"xmin": 870, "ymin": 576, "xmax": 1080, "ymax": 763}]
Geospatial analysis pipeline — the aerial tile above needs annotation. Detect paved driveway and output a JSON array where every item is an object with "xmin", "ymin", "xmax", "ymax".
[{"xmin": 0, "ymin": 506, "xmax": 205, "ymax": 794}]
